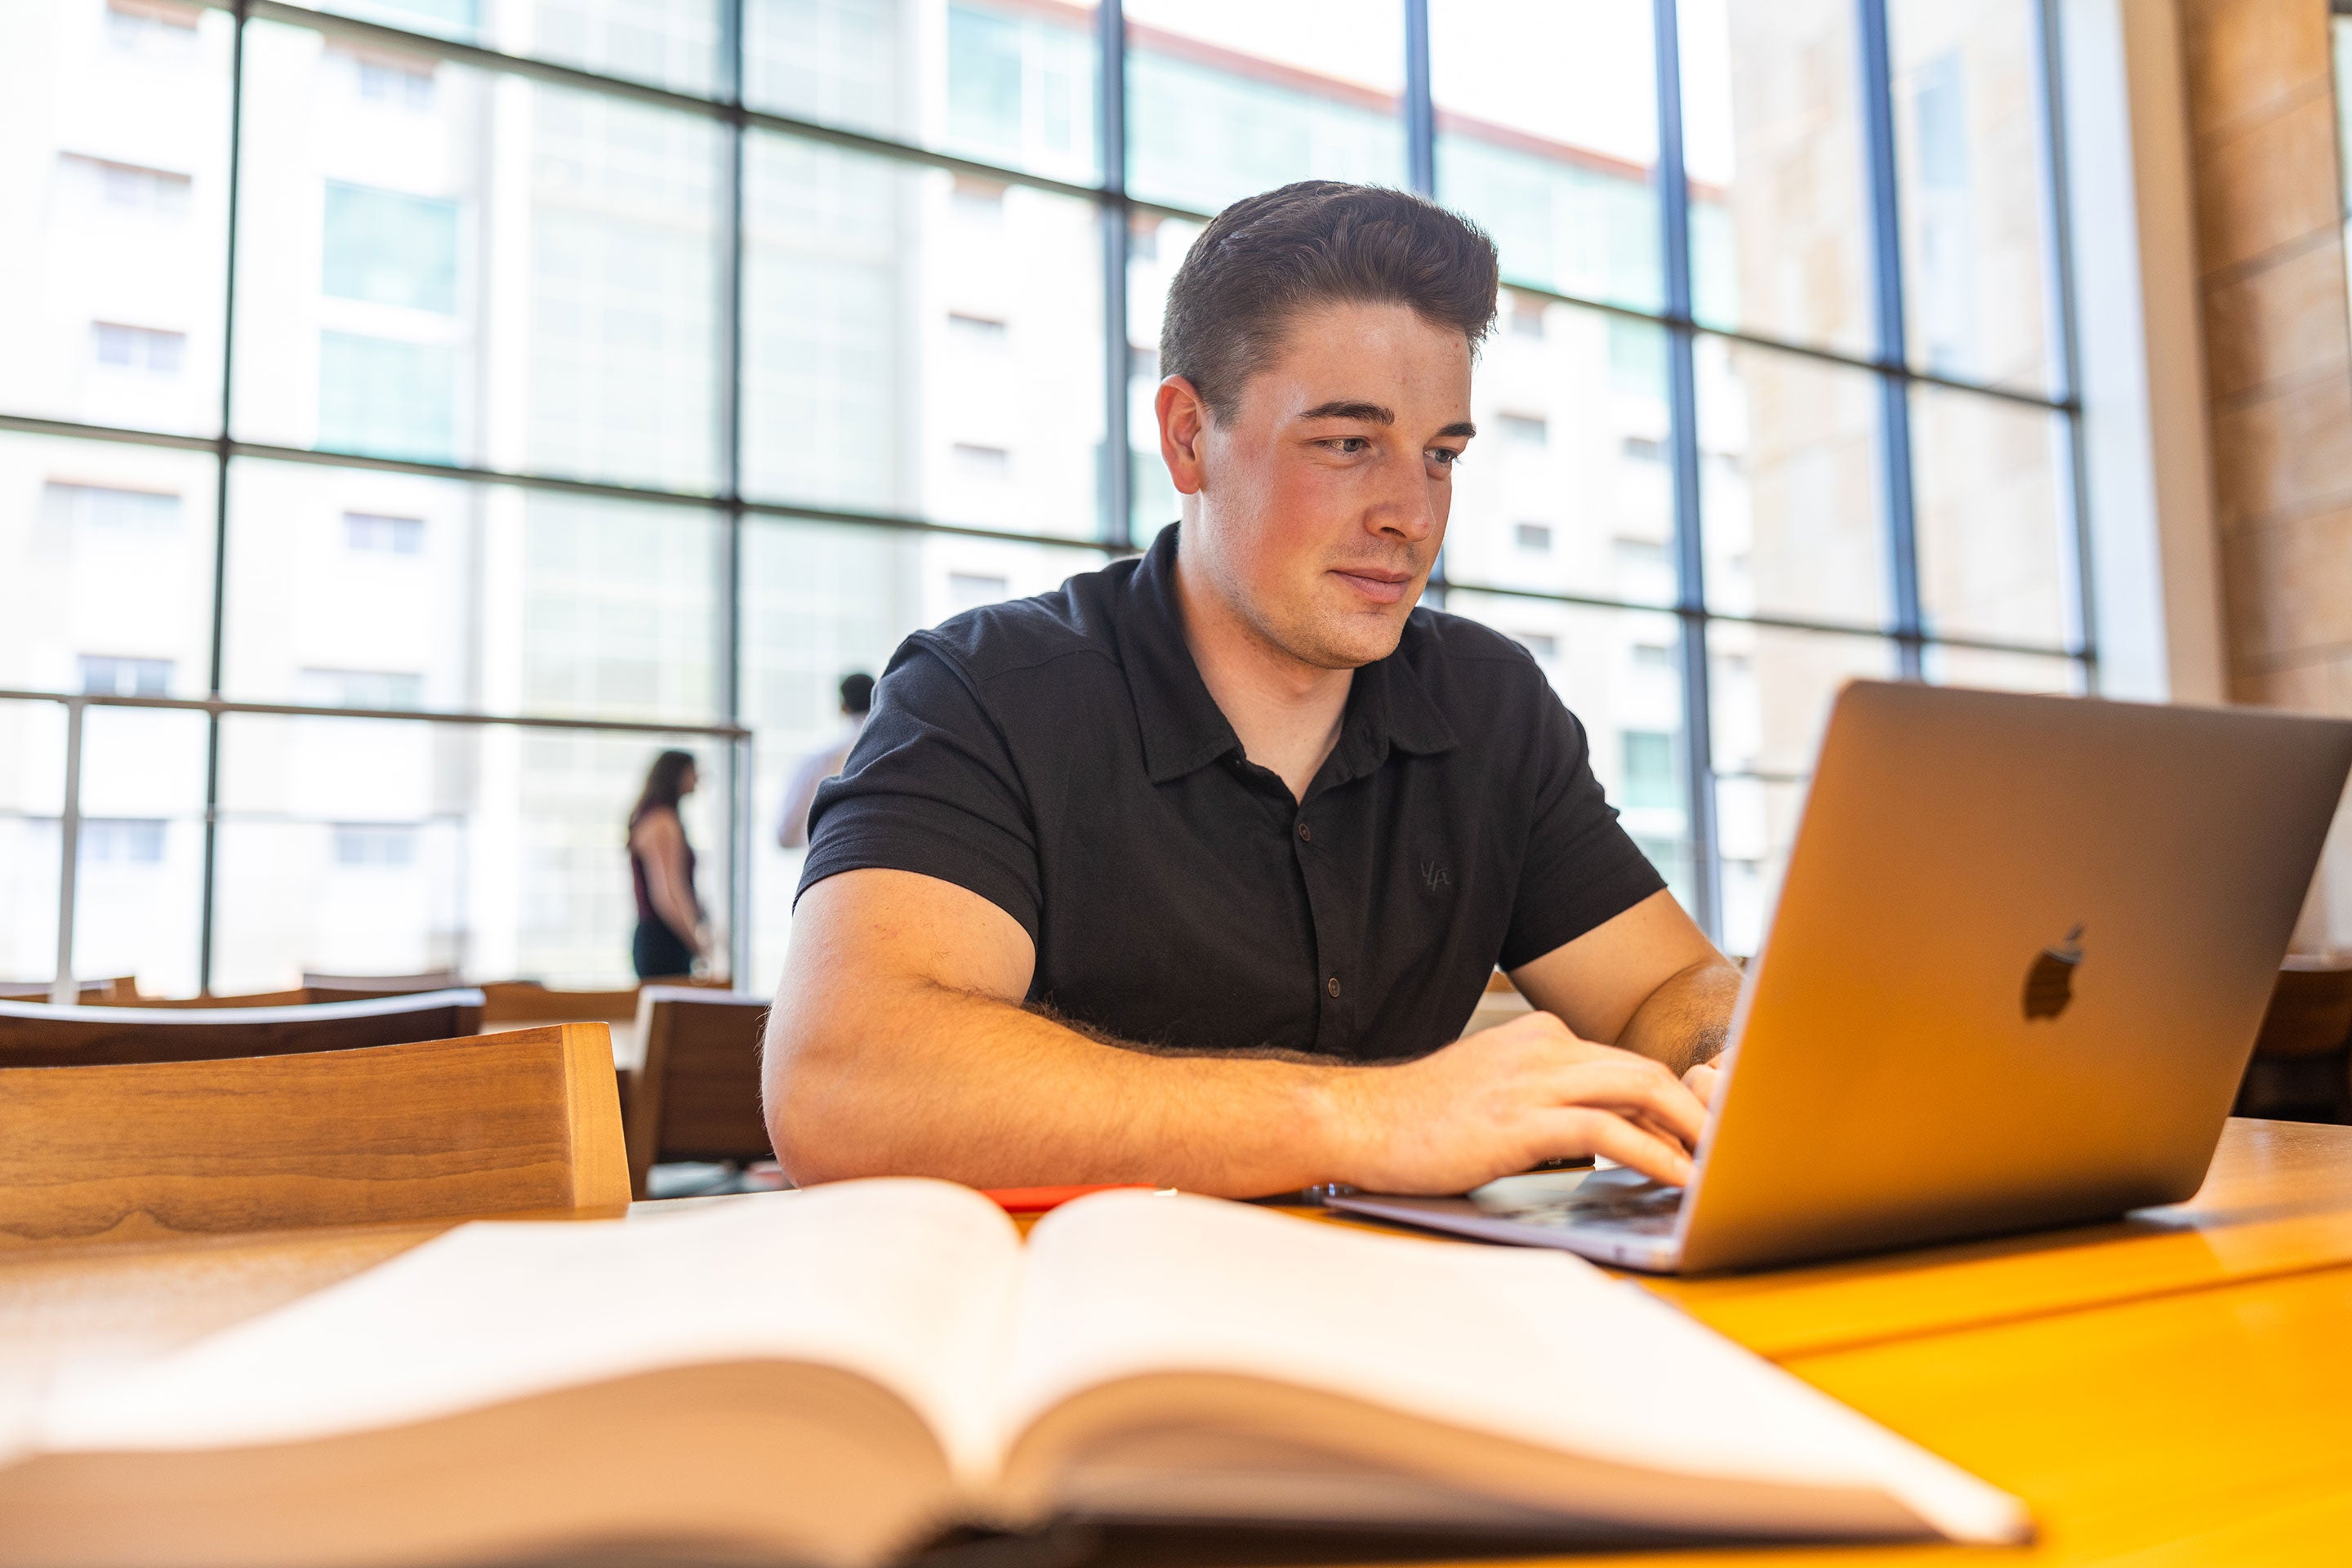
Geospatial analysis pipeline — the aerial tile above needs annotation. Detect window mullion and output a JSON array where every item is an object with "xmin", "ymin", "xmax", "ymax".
[
  {"xmin": 1099, "ymin": 0, "xmax": 1132, "ymax": 551},
  {"xmin": 1855, "ymin": 0, "xmax": 1924, "ymax": 675},
  {"xmin": 1650, "ymin": 0, "xmax": 1721, "ymax": 942}
]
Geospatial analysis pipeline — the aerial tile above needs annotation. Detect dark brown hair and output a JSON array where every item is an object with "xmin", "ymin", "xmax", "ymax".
[
  {"xmin": 630, "ymin": 748, "xmax": 697, "ymax": 828},
  {"xmin": 1159, "ymin": 181, "xmax": 1500, "ymax": 420}
]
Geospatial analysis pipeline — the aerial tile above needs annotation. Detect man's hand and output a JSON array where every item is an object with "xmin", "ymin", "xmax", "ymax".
[
  {"xmin": 1325, "ymin": 1009, "xmax": 1708, "ymax": 1194},
  {"xmin": 1682, "ymin": 1058, "xmax": 1723, "ymax": 1111}
]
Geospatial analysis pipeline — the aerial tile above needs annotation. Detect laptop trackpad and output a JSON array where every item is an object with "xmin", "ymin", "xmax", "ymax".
[{"xmin": 1469, "ymin": 1165, "xmax": 1686, "ymax": 1233}]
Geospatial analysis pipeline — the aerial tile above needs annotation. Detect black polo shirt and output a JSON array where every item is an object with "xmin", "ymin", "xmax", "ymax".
[{"xmin": 799, "ymin": 523, "xmax": 1664, "ymax": 1062}]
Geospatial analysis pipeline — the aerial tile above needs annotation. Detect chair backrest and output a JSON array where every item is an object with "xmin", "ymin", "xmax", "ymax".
[
  {"xmin": 0, "ymin": 1023, "xmax": 629, "ymax": 1249},
  {"xmin": 0, "ymin": 990, "xmax": 488, "ymax": 1067},
  {"xmin": 481, "ymin": 980, "xmax": 640, "ymax": 1025},
  {"xmin": 2253, "ymin": 954, "xmax": 2352, "ymax": 1058},
  {"xmin": 301, "ymin": 969, "xmax": 464, "ymax": 994},
  {"xmin": 0, "ymin": 978, "xmax": 130, "ymax": 1003},
  {"xmin": 97, "ymin": 987, "xmax": 318, "ymax": 1009},
  {"xmin": 625, "ymin": 987, "xmax": 773, "ymax": 1198}
]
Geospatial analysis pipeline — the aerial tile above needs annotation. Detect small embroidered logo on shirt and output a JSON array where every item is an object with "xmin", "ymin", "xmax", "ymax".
[{"xmin": 1420, "ymin": 860, "xmax": 1451, "ymax": 894}]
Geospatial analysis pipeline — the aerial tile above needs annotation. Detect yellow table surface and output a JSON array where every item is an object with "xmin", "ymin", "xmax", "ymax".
[{"xmin": 4, "ymin": 1118, "xmax": 2350, "ymax": 1566}]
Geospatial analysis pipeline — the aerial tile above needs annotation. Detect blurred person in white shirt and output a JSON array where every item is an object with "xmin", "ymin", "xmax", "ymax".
[{"xmin": 777, "ymin": 672, "xmax": 875, "ymax": 849}]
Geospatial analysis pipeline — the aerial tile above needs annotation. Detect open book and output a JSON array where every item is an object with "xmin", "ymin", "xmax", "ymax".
[{"xmin": 0, "ymin": 1182, "xmax": 2027, "ymax": 1566}]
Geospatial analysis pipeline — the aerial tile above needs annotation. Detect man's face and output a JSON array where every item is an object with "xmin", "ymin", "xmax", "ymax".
[{"xmin": 1173, "ymin": 300, "xmax": 1475, "ymax": 671}]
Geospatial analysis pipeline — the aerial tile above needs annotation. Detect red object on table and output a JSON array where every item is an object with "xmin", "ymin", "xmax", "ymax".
[{"xmin": 980, "ymin": 1183, "xmax": 1147, "ymax": 1214}]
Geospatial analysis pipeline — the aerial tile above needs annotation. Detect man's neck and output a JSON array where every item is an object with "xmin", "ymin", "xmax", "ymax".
[{"xmin": 1174, "ymin": 553, "xmax": 1353, "ymax": 804}]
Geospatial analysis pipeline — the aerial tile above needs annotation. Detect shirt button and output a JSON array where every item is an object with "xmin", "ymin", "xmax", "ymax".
[
  {"xmin": 1325, "ymin": 975, "xmax": 1342, "ymax": 999},
  {"xmin": 1296, "ymin": 820, "xmax": 1312, "ymax": 843}
]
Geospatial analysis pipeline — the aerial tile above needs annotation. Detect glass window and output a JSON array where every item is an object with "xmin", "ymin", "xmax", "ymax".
[
  {"xmin": 1887, "ymin": 0, "xmax": 2056, "ymax": 395},
  {"xmin": 321, "ymin": 182, "xmax": 459, "ymax": 313},
  {"xmin": 0, "ymin": 0, "xmax": 233, "ymax": 438},
  {"xmin": 1697, "ymin": 335, "xmax": 1888, "ymax": 630},
  {"xmin": 1910, "ymin": 385, "xmax": 2072, "ymax": 649},
  {"xmin": 222, "ymin": 458, "xmax": 725, "ymax": 724},
  {"xmin": 0, "ymin": 700, "xmax": 68, "ymax": 988},
  {"xmin": 1922, "ymin": 644, "xmax": 2083, "ymax": 694},
  {"xmin": 305, "ymin": 1, "xmax": 724, "ymax": 97},
  {"xmin": 0, "ymin": 433, "xmax": 218, "ymax": 698},
  {"xmin": 748, "ymin": 0, "xmax": 1099, "ymax": 185},
  {"xmin": 1708, "ymin": 623, "xmax": 1896, "ymax": 955},
  {"xmin": 740, "ymin": 517, "xmax": 1107, "ymax": 989},
  {"xmin": 1431, "ymin": 0, "xmax": 1663, "ymax": 314},
  {"xmin": 743, "ymin": 135, "xmax": 1107, "ymax": 538},
  {"xmin": 212, "ymin": 714, "xmax": 737, "ymax": 992},
  {"xmin": 1442, "ymin": 301, "xmax": 1677, "ymax": 606},
  {"xmin": 70, "ymin": 705, "xmax": 208, "ymax": 997},
  {"xmin": 1447, "ymin": 592, "xmax": 1695, "ymax": 911},
  {"xmin": 1123, "ymin": 0, "xmax": 1406, "ymax": 214},
  {"xmin": 1677, "ymin": 0, "xmax": 1874, "ymax": 357},
  {"xmin": 234, "ymin": 19, "xmax": 725, "ymax": 492}
]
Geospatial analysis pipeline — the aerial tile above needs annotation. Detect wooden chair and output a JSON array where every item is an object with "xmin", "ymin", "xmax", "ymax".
[
  {"xmin": 96, "ymin": 987, "xmax": 318, "ymax": 1009},
  {"xmin": 0, "ymin": 978, "xmax": 131, "ymax": 1003},
  {"xmin": 301, "ymin": 969, "xmax": 464, "ymax": 995},
  {"xmin": 2234, "ymin": 954, "xmax": 2352, "ymax": 1124},
  {"xmin": 624, "ymin": 987, "xmax": 774, "ymax": 1200},
  {"xmin": 0, "ymin": 989, "xmax": 487, "ymax": 1068},
  {"xmin": 480, "ymin": 981, "xmax": 639, "ymax": 1027},
  {"xmin": 0, "ymin": 1022, "xmax": 628, "ymax": 1249}
]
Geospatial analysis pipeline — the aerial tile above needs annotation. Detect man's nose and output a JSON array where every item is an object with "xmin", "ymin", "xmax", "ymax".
[{"xmin": 1371, "ymin": 451, "xmax": 1440, "ymax": 543}]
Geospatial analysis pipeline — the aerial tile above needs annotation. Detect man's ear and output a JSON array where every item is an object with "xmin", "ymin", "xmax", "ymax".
[{"xmin": 1156, "ymin": 375, "xmax": 1209, "ymax": 497}]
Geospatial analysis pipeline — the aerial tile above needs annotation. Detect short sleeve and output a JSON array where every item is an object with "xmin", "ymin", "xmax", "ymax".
[
  {"xmin": 796, "ymin": 638, "xmax": 1045, "ymax": 940},
  {"xmin": 1499, "ymin": 684, "xmax": 1669, "ymax": 969}
]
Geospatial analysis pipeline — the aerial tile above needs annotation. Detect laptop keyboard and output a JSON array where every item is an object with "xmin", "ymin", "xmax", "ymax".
[{"xmin": 1468, "ymin": 1167, "xmax": 1688, "ymax": 1235}]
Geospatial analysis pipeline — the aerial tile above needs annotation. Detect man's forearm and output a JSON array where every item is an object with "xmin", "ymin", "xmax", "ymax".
[
  {"xmin": 765, "ymin": 982, "xmax": 1353, "ymax": 1196},
  {"xmin": 1614, "ymin": 957, "xmax": 1742, "ymax": 1076}
]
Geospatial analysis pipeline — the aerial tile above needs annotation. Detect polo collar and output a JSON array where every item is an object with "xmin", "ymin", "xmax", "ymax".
[{"xmin": 1118, "ymin": 523, "xmax": 1461, "ymax": 787}]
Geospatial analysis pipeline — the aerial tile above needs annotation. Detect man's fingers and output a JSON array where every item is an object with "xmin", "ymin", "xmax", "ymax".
[
  {"xmin": 1543, "ymin": 1057, "xmax": 1708, "ymax": 1149},
  {"xmin": 1537, "ymin": 1107, "xmax": 1695, "ymax": 1187}
]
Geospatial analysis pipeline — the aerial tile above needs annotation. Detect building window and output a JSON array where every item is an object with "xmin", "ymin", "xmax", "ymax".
[
  {"xmin": 951, "ymin": 443, "xmax": 1012, "ymax": 483},
  {"xmin": 81, "ymin": 818, "xmax": 167, "ymax": 864},
  {"xmin": 61, "ymin": 154, "xmax": 193, "ymax": 218},
  {"xmin": 1622, "ymin": 435, "xmax": 1665, "ymax": 463},
  {"xmin": 948, "ymin": 313, "xmax": 1009, "ymax": 350},
  {"xmin": 1517, "ymin": 632, "xmax": 1559, "ymax": 659},
  {"xmin": 298, "ymin": 668, "xmax": 426, "ymax": 711},
  {"xmin": 347, "ymin": 51, "xmax": 438, "ymax": 109},
  {"xmin": 45, "ymin": 482, "xmax": 181, "ymax": 530},
  {"xmin": 1497, "ymin": 412, "xmax": 1548, "ymax": 448},
  {"xmin": 947, "ymin": 572, "xmax": 1011, "ymax": 614},
  {"xmin": 344, "ymin": 512, "xmax": 425, "ymax": 555},
  {"xmin": 332, "ymin": 824, "xmax": 420, "ymax": 867},
  {"xmin": 323, "ymin": 182, "xmax": 459, "ymax": 313},
  {"xmin": 1514, "ymin": 521, "xmax": 1553, "ymax": 553},
  {"xmin": 1621, "ymin": 730, "xmax": 1677, "ymax": 810},
  {"xmin": 78, "ymin": 654, "xmax": 175, "ymax": 697},
  {"xmin": 92, "ymin": 322, "xmax": 185, "ymax": 376},
  {"xmin": 1508, "ymin": 294, "xmax": 1546, "ymax": 338},
  {"xmin": 317, "ymin": 332, "xmax": 457, "ymax": 463},
  {"xmin": 1632, "ymin": 643, "xmax": 1676, "ymax": 670},
  {"xmin": 105, "ymin": 0, "xmax": 198, "ymax": 56}
]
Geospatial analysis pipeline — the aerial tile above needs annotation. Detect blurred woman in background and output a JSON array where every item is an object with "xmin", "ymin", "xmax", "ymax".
[{"xmin": 628, "ymin": 750, "xmax": 707, "ymax": 981}]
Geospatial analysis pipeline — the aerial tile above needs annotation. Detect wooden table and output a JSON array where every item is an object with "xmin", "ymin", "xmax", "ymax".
[{"xmin": 4, "ymin": 1119, "xmax": 2351, "ymax": 1565}]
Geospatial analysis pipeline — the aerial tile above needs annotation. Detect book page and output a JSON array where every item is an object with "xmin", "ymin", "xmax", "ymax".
[
  {"xmin": 1004, "ymin": 1192, "xmax": 2024, "ymax": 1544},
  {"xmin": 40, "ymin": 1179, "xmax": 1022, "ymax": 1479}
]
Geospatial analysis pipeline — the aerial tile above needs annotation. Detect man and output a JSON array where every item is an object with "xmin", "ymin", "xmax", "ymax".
[
  {"xmin": 777, "ymin": 672, "xmax": 875, "ymax": 849},
  {"xmin": 766, "ymin": 182, "xmax": 1740, "ymax": 1199}
]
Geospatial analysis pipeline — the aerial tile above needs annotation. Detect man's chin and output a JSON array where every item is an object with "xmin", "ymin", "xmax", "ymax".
[{"xmin": 1291, "ymin": 607, "xmax": 1413, "ymax": 670}]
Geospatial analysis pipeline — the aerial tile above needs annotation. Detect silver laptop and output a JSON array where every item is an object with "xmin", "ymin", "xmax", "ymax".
[{"xmin": 1331, "ymin": 680, "xmax": 2352, "ymax": 1274}]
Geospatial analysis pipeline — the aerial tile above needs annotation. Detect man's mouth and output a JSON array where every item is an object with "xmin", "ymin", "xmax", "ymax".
[{"xmin": 1330, "ymin": 566, "xmax": 1414, "ymax": 606}]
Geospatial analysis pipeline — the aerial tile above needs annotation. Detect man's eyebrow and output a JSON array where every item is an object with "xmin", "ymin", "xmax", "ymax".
[
  {"xmin": 1295, "ymin": 399, "xmax": 1394, "ymax": 425},
  {"xmin": 1436, "ymin": 421, "xmax": 1477, "ymax": 439}
]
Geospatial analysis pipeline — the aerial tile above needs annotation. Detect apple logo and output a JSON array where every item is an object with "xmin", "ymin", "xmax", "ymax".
[{"xmin": 2023, "ymin": 924, "xmax": 2086, "ymax": 1021}]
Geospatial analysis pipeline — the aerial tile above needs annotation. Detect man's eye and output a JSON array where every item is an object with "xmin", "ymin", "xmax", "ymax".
[
  {"xmin": 1328, "ymin": 437, "xmax": 1369, "ymax": 455},
  {"xmin": 1428, "ymin": 448, "xmax": 1463, "ymax": 468}
]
